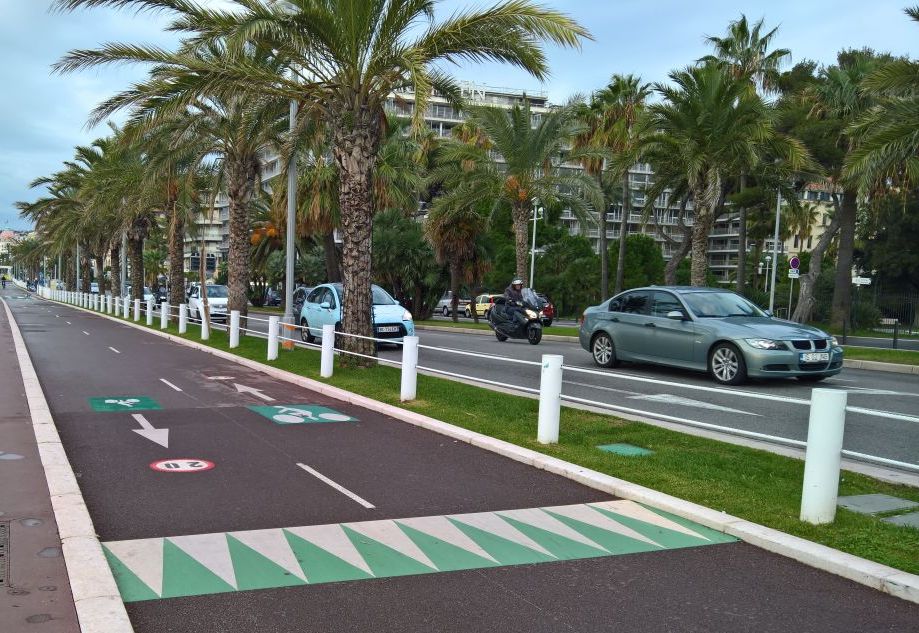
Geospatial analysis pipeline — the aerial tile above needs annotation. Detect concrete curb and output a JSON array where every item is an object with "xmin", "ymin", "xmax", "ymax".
[
  {"xmin": 44, "ymin": 292, "xmax": 919, "ymax": 605},
  {"xmin": 0, "ymin": 296, "xmax": 134, "ymax": 633},
  {"xmin": 416, "ymin": 323, "xmax": 919, "ymax": 374}
]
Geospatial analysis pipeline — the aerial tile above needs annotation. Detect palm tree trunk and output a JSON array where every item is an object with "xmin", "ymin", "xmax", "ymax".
[
  {"xmin": 735, "ymin": 174, "xmax": 748, "ymax": 296},
  {"xmin": 168, "ymin": 203, "xmax": 185, "ymax": 315},
  {"xmin": 614, "ymin": 171, "xmax": 630, "ymax": 294},
  {"xmin": 94, "ymin": 255, "xmax": 106, "ymax": 295},
  {"xmin": 110, "ymin": 244, "xmax": 121, "ymax": 298},
  {"xmin": 689, "ymin": 175, "xmax": 720, "ymax": 287},
  {"xmin": 333, "ymin": 116, "xmax": 380, "ymax": 365},
  {"xmin": 830, "ymin": 189, "xmax": 857, "ymax": 330},
  {"xmin": 128, "ymin": 235, "xmax": 144, "ymax": 302},
  {"xmin": 69, "ymin": 249, "xmax": 77, "ymax": 290},
  {"xmin": 80, "ymin": 244, "xmax": 91, "ymax": 295},
  {"xmin": 449, "ymin": 260, "xmax": 461, "ymax": 323},
  {"xmin": 323, "ymin": 230, "xmax": 341, "ymax": 282},
  {"xmin": 793, "ymin": 210, "xmax": 841, "ymax": 323},
  {"xmin": 665, "ymin": 234, "xmax": 692, "ymax": 285},
  {"xmin": 512, "ymin": 203, "xmax": 530, "ymax": 282},
  {"xmin": 227, "ymin": 160, "xmax": 255, "ymax": 318}
]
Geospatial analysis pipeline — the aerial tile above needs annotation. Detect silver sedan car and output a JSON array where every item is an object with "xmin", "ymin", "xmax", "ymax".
[{"xmin": 579, "ymin": 286, "xmax": 844, "ymax": 385}]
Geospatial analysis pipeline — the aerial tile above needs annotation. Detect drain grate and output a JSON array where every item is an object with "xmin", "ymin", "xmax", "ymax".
[{"xmin": 0, "ymin": 522, "xmax": 8, "ymax": 587}]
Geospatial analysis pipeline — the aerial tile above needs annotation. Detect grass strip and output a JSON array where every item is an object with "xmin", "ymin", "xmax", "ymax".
[
  {"xmin": 842, "ymin": 346, "xmax": 919, "ymax": 366},
  {"xmin": 112, "ymin": 310, "xmax": 919, "ymax": 575},
  {"xmin": 416, "ymin": 319, "xmax": 579, "ymax": 337}
]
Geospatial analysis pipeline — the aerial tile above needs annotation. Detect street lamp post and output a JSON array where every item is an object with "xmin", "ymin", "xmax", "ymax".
[
  {"xmin": 529, "ymin": 201, "xmax": 543, "ymax": 289},
  {"xmin": 769, "ymin": 189, "xmax": 782, "ymax": 313},
  {"xmin": 284, "ymin": 99, "xmax": 297, "ymax": 326},
  {"xmin": 763, "ymin": 255, "xmax": 772, "ymax": 293}
]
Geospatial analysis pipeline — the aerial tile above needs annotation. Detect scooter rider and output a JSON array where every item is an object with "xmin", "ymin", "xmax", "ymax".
[{"xmin": 504, "ymin": 278, "xmax": 525, "ymax": 322}]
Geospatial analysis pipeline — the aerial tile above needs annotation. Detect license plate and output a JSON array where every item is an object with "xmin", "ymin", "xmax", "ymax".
[
  {"xmin": 377, "ymin": 326, "xmax": 399, "ymax": 333},
  {"xmin": 801, "ymin": 352, "xmax": 830, "ymax": 363}
]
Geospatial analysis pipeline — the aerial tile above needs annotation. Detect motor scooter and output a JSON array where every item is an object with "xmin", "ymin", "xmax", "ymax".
[{"xmin": 487, "ymin": 288, "xmax": 543, "ymax": 345}]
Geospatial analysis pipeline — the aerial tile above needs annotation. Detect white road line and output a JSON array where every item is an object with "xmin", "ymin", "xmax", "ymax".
[
  {"xmin": 108, "ymin": 346, "xmax": 121, "ymax": 354},
  {"xmin": 296, "ymin": 463, "xmax": 375, "ymax": 509},
  {"xmin": 65, "ymin": 321, "xmax": 71, "ymax": 325},
  {"xmin": 159, "ymin": 378, "xmax": 182, "ymax": 392},
  {"xmin": 563, "ymin": 379, "xmax": 640, "ymax": 397},
  {"xmin": 82, "ymin": 331, "xmax": 90, "ymax": 336},
  {"xmin": 206, "ymin": 376, "xmax": 235, "ymax": 380}
]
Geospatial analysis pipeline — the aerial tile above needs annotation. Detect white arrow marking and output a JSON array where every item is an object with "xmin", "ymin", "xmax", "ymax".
[
  {"xmin": 628, "ymin": 394, "xmax": 761, "ymax": 416},
  {"xmin": 131, "ymin": 414, "xmax": 169, "ymax": 448},
  {"xmin": 234, "ymin": 383, "xmax": 275, "ymax": 401}
]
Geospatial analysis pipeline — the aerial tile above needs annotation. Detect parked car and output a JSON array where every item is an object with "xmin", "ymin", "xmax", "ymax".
[
  {"xmin": 291, "ymin": 286, "xmax": 312, "ymax": 318},
  {"xmin": 465, "ymin": 294, "xmax": 502, "ymax": 318},
  {"xmin": 124, "ymin": 285, "xmax": 155, "ymax": 302},
  {"xmin": 263, "ymin": 287, "xmax": 282, "ymax": 307},
  {"xmin": 579, "ymin": 286, "xmax": 844, "ymax": 385},
  {"xmin": 536, "ymin": 293, "xmax": 555, "ymax": 326},
  {"xmin": 435, "ymin": 291, "xmax": 470, "ymax": 317},
  {"xmin": 90, "ymin": 282, "xmax": 99, "ymax": 294},
  {"xmin": 298, "ymin": 283, "xmax": 414, "ymax": 344},
  {"xmin": 188, "ymin": 284, "xmax": 230, "ymax": 323}
]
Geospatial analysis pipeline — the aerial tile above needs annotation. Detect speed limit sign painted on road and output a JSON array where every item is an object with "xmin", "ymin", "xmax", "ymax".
[{"xmin": 149, "ymin": 459, "xmax": 215, "ymax": 473}]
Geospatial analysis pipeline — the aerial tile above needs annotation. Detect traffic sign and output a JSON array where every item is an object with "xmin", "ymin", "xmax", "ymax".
[
  {"xmin": 788, "ymin": 270, "xmax": 800, "ymax": 279},
  {"xmin": 248, "ymin": 404, "xmax": 357, "ymax": 425},
  {"xmin": 852, "ymin": 277, "xmax": 872, "ymax": 286},
  {"xmin": 149, "ymin": 459, "xmax": 215, "ymax": 473},
  {"xmin": 789, "ymin": 256, "xmax": 800, "ymax": 270}
]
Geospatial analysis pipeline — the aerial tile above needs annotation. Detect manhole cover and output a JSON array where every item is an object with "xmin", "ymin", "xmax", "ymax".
[{"xmin": 0, "ymin": 522, "xmax": 9, "ymax": 587}]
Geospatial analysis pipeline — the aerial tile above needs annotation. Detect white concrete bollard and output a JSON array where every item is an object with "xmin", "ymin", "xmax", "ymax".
[
  {"xmin": 267, "ymin": 315, "xmax": 279, "ymax": 360},
  {"xmin": 133, "ymin": 298, "xmax": 140, "ymax": 321},
  {"xmin": 178, "ymin": 304, "xmax": 187, "ymax": 334},
  {"xmin": 800, "ymin": 388, "xmax": 848, "ymax": 525},
  {"xmin": 114, "ymin": 297, "xmax": 120, "ymax": 316},
  {"xmin": 160, "ymin": 301, "xmax": 168, "ymax": 329},
  {"xmin": 123, "ymin": 297, "xmax": 130, "ymax": 319},
  {"xmin": 537, "ymin": 354, "xmax": 564, "ymax": 444},
  {"xmin": 93, "ymin": 294, "xmax": 99, "ymax": 311},
  {"xmin": 229, "ymin": 310, "xmax": 240, "ymax": 349},
  {"xmin": 107, "ymin": 294, "xmax": 113, "ymax": 314},
  {"xmin": 320, "ymin": 324, "xmax": 335, "ymax": 378},
  {"xmin": 146, "ymin": 299, "xmax": 154, "ymax": 325},
  {"xmin": 400, "ymin": 336, "xmax": 419, "ymax": 402}
]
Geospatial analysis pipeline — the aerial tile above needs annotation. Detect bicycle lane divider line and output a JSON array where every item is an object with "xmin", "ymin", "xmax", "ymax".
[
  {"xmin": 109, "ymin": 346, "xmax": 121, "ymax": 354},
  {"xmin": 0, "ymin": 295, "xmax": 135, "ymax": 633},
  {"xmin": 159, "ymin": 378, "xmax": 182, "ymax": 392},
  {"xmin": 297, "ymin": 463, "xmax": 376, "ymax": 509}
]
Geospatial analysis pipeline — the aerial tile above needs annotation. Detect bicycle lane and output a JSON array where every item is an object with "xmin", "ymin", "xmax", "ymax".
[{"xmin": 7, "ymin": 292, "xmax": 919, "ymax": 633}]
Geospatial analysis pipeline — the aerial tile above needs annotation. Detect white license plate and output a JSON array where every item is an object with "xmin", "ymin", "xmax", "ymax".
[
  {"xmin": 377, "ymin": 326, "xmax": 399, "ymax": 333},
  {"xmin": 801, "ymin": 352, "xmax": 830, "ymax": 363}
]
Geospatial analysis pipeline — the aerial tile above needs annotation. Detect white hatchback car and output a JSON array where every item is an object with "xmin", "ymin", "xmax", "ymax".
[{"xmin": 188, "ymin": 284, "xmax": 230, "ymax": 322}]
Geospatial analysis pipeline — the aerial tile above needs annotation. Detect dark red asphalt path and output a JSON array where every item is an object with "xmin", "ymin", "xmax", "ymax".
[{"xmin": 4, "ymin": 288, "xmax": 918, "ymax": 633}]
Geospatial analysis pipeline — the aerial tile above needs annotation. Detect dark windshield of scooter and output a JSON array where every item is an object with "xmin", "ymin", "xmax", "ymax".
[{"xmin": 522, "ymin": 288, "xmax": 539, "ymax": 308}]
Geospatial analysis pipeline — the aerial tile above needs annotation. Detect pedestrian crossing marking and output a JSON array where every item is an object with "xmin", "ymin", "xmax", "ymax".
[{"xmin": 102, "ymin": 500, "xmax": 736, "ymax": 602}]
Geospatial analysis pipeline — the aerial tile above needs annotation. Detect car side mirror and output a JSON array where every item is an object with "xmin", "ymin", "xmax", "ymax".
[
  {"xmin": 320, "ymin": 301, "xmax": 331, "ymax": 309},
  {"xmin": 666, "ymin": 310, "xmax": 686, "ymax": 321}
]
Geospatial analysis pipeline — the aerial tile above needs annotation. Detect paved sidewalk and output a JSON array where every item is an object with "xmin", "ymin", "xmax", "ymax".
[{"xmin": 0, "ymin": 296, "xmax": 79, "ymax": 632}]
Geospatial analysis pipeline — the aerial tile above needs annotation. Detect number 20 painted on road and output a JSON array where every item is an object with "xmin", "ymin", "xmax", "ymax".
[{"xmin": 149, "ymin": 459, "xmax": 215, "ymax": 473}]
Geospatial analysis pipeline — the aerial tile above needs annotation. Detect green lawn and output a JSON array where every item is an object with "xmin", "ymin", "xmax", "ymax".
[
  {"xmin": 843, "ymin": 346, "xmax": 919, "ymax": 366},
  {"xmin": 105, "ymin": 309, "xmax": 919, "ymax": 575},
  {"xmin": 417, "ymin": 319, "xmax": 579, "ymax": 337}
]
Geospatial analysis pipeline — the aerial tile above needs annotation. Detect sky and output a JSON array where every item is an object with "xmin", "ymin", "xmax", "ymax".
[{"xmin": 2, "ymin": 0, "xmax": 918, "ymax": 231}]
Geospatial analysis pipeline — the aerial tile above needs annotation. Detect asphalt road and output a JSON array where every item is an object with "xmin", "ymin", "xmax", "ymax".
[
  {"xmin": 7, "ymin": 288, "xmax": 918, "ymax": 632},
  {"xmin": 246, "ymin": 312, "xmax": 919, "ymax": 469}
]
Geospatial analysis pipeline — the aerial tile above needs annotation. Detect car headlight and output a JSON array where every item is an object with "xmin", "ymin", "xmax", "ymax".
[
  {"xmin": 746, "ymin": 338, "xmax": 786, "ymax": 350},
  {"xmin": 402, "ymin": 310, "xmax": 412, "ymax": 321}
]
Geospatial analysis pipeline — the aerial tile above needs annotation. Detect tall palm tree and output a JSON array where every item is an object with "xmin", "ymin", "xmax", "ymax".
[
  {"xmin": 54, "ymin": 0, "xmax": 591, "ymax": 363},
  {"xmin": 578, "ymin": 74, "xmax": 652, "ymax": 295},
  {"xmin": 643, "ymin": 63, "xmax": 809, "ymax": 286},
  {"xmin": 701, "ymin": 14, "xmax": 791, "ymax": 295},
  {"xmin": 433, "ymin": 102, "xmax": 601, "ymax": 283},
  {"xmin": 425, "ymin": 203, "xmax": 487, "ymax": 322}
]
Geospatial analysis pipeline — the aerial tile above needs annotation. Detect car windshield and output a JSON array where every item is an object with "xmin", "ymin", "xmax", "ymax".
[
  {"xmin": 682, "ymin": 292, "xmax": 765, "ymax": 318},
  {"xmin": 143, "ymin": 287, "xmax": 152, "ymax": 295},
  {"xmin": 206, "ymin": 285, "xmax": 229, "ymax": 298},
  {"xmin": 372, "ymin": 286, "xmax": 397, "ymax": 305}
]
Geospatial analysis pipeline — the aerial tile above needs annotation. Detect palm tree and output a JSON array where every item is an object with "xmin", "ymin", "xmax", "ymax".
[
  {"xmin": 643, "ymin": 63, "xmax": 809, "ymax": 286},
  {"xmin": 701, "ymin": 15, "xmax": 791, "ymax": 296},
  {"xmin": 433, "ymin": 101, "xmax": 601, "ymax": 284},
  {"xmin": 425, "ymin": 203, "xmax": 487, "ymax": 322},
  {"xmin": 787, "ymin": 201, "xmax": 820, "ymax": 253},
  {"xmin": 54, "ymin": 0, "xmax": 590, "ymax": 364},
  {"xmin": 577, "ymin": 74, "xmax": 652, "ymax": 296}
]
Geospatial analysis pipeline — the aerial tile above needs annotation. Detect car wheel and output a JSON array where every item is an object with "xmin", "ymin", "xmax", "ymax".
[
  {"xmin": 796, "ymin": 374, "xmax": 828, "ymax": 383},
  {"xmin": 709, "ymin": 342, "xmax": 747, "ymax": 385},
  {"xmin": 527, "ymin": 325, "xmax": 542, "ymax": 345},
  {"xmin": 591, "ymin": 332, "xmax": 619, "ymax": 368},
  {"xmin": 442, "ymin": 306, "xmax": 449, "ymax": 316},
  {"xmin": 465, "ymin": 308, "xmax": 471, "ymax": 318},
  {"xmin": 300, "ymin": 318, "xmax": 314, "ymax": 344},
  {"xmin": 495, "ymin": 331, "xmax": 508, "ymax": 342}
]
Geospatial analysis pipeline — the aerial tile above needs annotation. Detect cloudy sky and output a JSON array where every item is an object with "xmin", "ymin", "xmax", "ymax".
[{"xmin": 2, "ymin": 0, "xmax": 918, "ymax": 230}]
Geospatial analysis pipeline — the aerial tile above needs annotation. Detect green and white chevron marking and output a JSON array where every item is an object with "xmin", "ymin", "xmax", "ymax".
[{"xmin": 102, "ymin": 500, "xmax": 735, "ymax": 602}]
